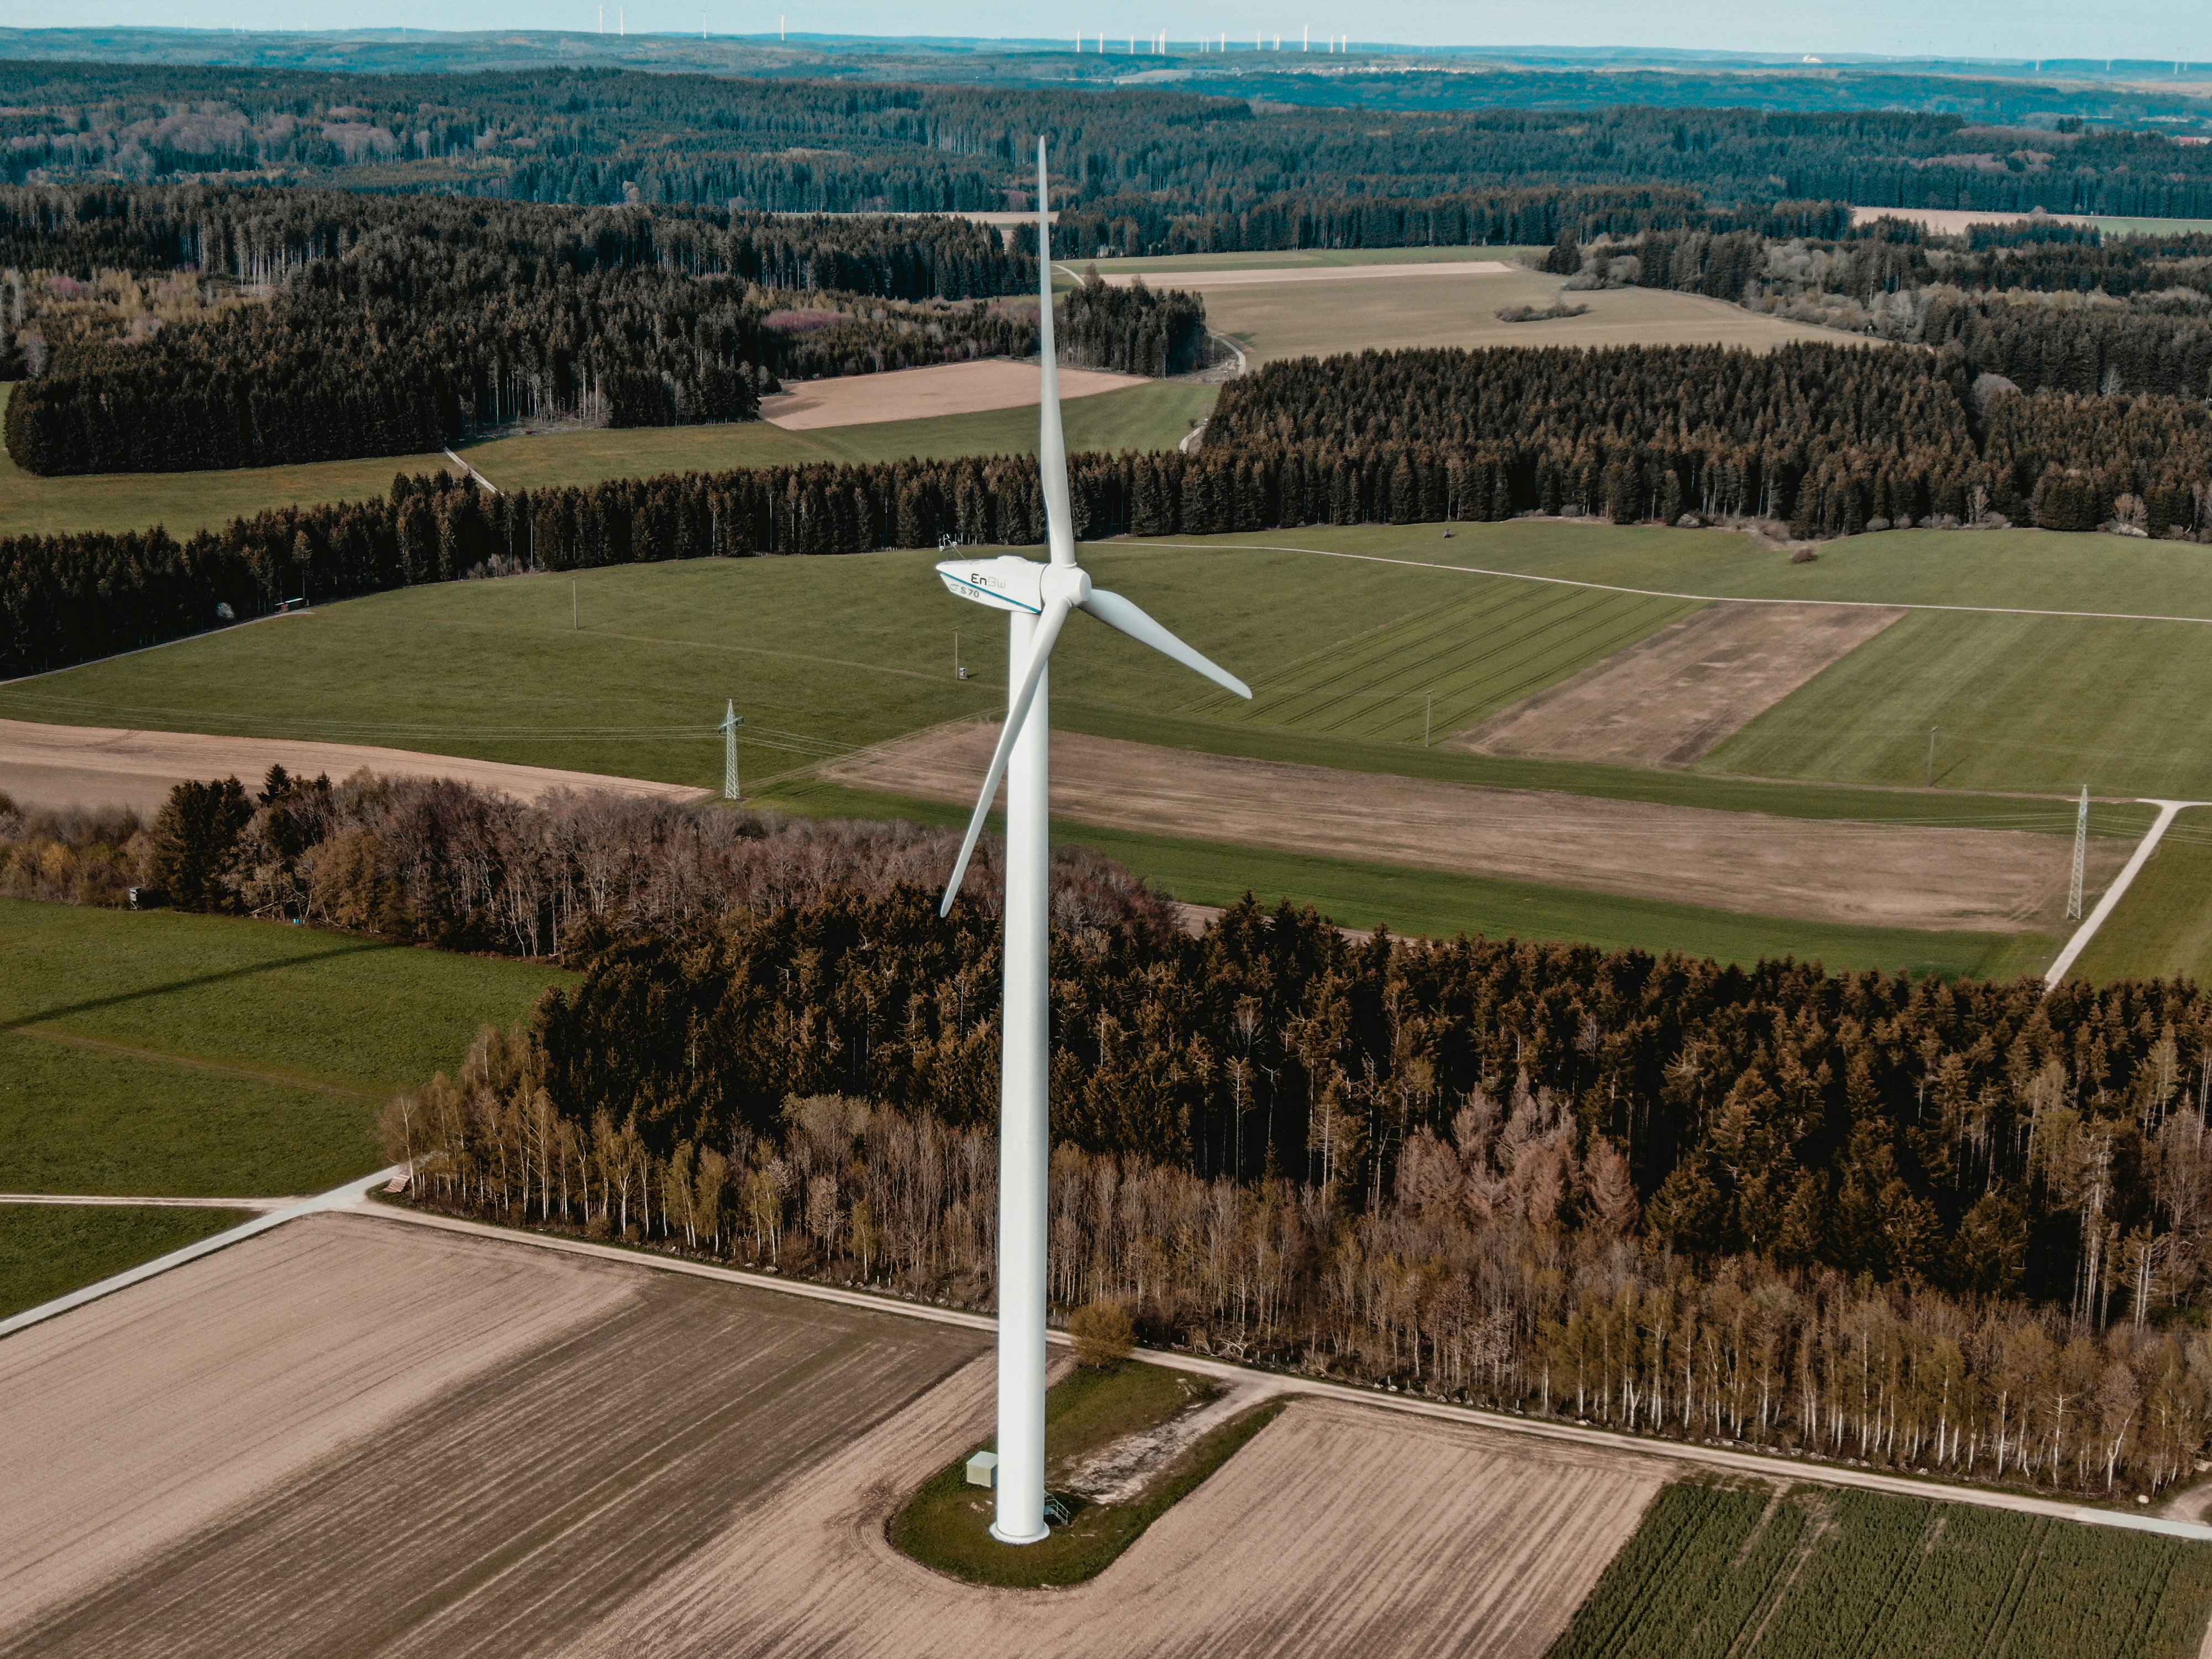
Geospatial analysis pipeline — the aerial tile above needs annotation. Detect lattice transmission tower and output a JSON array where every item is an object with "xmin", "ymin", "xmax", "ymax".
[
  {"xmin": 721, "ymin": 700, "xmax": 744, "ymax": 801},
  {"xmin": 2068, "ymin": 784, "xmax": 2089, "ymax": 922}
]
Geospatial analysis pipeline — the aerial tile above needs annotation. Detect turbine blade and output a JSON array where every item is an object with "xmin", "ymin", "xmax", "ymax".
[
  {"xmin": 940, "ymin": 597, "xmax": 1073, "ymax": 915},
  {"xmin": 1035, "ymin": 136, "xmax": 1077, "ymax": 569},
  {"xmin": 1080, "ymin": 586, "xmax": 1252, "ymax": 700}
]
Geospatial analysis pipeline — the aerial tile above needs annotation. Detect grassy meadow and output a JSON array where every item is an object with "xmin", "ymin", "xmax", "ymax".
[
  {"xmin": 1191, "ymin": 268, "xmax": 1855, "ymax": 364},
  {"xmin": 2069, "ymin": 811, "xmax": 2212, "ymax": 985},
  {"xmin": 2, "ymin": 526, "xmax": 2128, "ymax": 821},
  {"xmin": 1708, "ymin": 608, "xmax": 2212, "ymax": 798},
  {"xmin": 1551, "ymin": 1480, "xmax": 2212, "ymax": 1659},
  {"xmin": 0, "ymin": 898, "xmax": 567, "ymax": 1195}
]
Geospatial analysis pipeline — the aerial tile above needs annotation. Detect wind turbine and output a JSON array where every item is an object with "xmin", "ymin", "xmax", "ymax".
[{"xmin": 935, "ymin": 137, "xmax": 1251, "ymax": 1546}]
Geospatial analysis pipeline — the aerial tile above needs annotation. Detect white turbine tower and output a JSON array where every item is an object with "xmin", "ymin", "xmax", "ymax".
[{"xmin": 935, "ymin": 137, "xmax": 1251, "ymax": 1546}]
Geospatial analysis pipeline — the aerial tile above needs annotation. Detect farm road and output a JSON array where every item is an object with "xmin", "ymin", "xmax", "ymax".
[
  {"xmin": 0, "ymin": 717, "xmax": 702, "ymax": 816},
  {"xmin": 826, "ymin": 722, "xmax": 2116, "ymax": 932}
]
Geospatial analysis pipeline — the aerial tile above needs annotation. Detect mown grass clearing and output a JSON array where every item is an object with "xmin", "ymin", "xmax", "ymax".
[
  {"xmin": 1146, "ymin": 520, "xmax": 2212, "ymax": 619},
  {"xmin": 1550, "ymin": 1480, "xmax": 2212, "ymax": 1659},
  {"xmin": 1706, "ymin": 609, "xmax": 2212, "ymax": 799},
  {"xmin": 771, "ymin": 779, "xmax": 2063, "ymax": 979},
  {"xmin": 1200, "ymin": 269, "xmax": 1854, "ymax": 364},
  {"xmin": 0, "ymin": 1203, "xmax": 253, "ymax": 1321},
  {"xmin": 2070, "ymin": 811, "xmax": 2212, "ymax": 985},
  {"xmin": 1180, "ymin": 578, "xmax": 1695, "ymax": 742},
  {"xmin": 892, "ymin": 1359, "xmax": 1283, "ymax": 1588},
  {"xmin": 458, "ymin": 378, "xmax": 1214, "ymax": 495},
  {"xmin": 0, "ymin": 898, "xmax": 566, "ymax": 1195},
  {"xmin": 0, "ymin": 378, "xmax": 1212, "ymax": 540}
]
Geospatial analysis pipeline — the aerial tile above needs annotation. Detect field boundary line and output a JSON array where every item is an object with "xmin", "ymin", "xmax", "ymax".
[
  {"xmin": 1140, "ymin": 539, "xmax": 2212, "ymax": 627},
  {"xmin": 0, "ymin": 1192, "xmax": 296, "ymax": 1211},
  {"xmin": 2043, "ymin": 799, "xmax": 2210, "ymax": 987},
  {"xmin": 351, "ymin": 1198, "xmax": 2212, "ymax": 1542},
  {"xmin": 0, "ymin": 1164, "xmax": 399, "ymax": 1341}
]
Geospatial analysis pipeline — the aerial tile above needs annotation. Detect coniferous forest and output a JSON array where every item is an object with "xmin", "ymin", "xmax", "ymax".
[{"xmin": 8, "ymin": 61, "xmax": 2212, "ymax": 223}]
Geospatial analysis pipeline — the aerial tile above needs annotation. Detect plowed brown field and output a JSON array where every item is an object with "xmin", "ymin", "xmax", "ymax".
[
  {"xmin": 0, "ymin": 1208, "xmax": 1658, "ymax": 1658},
  {"xmin": 567, "ymin": 1389, "xmax": 1662, "ymax": 1659},
  {"xmin": 759, "ymin": 359, "xmax": 1145, "ymax": 430},
  {"xmin": 826, "ymin": 723, "xmax": 2114, "ymax": 932}
]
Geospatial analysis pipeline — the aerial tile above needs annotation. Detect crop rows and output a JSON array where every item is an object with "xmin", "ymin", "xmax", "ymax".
[
  {"xmin": 1551, "ymin": 1481, "xmax": 2212, "ymax": 1659},
  {"xmin": 1182, "ymin": 577, "xmax": 1694, "ymax": 743}
]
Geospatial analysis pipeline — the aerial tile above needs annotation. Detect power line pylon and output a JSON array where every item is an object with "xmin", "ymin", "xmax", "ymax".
[
  {"xmin": 2068, "ymin": 784, "xmax": 2089, "ymax": 922},
  {"xmin": 721, "ymin": 700, "xmax": 744, "ymax": 801}
]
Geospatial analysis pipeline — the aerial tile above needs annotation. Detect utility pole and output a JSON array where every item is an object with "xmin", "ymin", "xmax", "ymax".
[
  {"xmin": 722, "ymin": 701, "xmax": 744, "ymax": 801},
  {"xmin": 1926, "ymin": 727, "xmax": 1937, "ymax": 787},
  {"xmin": 2068, "ymin": 784, "xmax": 2089, "ymax": 921}
]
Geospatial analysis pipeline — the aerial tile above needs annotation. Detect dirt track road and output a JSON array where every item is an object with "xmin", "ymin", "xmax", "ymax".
[
  {"xmin": 826, "ymin": 722, "xmax": 2112, "ymax": 932},
  {"xmin": 0, "ymin": 717, "xmax": 702, "ymax": 815}
]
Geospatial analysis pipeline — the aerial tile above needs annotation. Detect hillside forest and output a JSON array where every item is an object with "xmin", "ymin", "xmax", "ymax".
[
  {"xmin": 12, "ymin": 769, "xmax": 2212, "ymax": 1498},
  {"xmin": 7, "ymin": 62, "xmax": 2212, "ymax": 225},
  {"xmin": 9, "ymin": 340, "xmax": 2207, "ymax": 675}
]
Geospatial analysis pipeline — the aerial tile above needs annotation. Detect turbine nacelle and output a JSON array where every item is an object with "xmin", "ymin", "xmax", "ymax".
[{"xmin": 937, "ymin": 555, "xmax": 1091, "ymax": 617}]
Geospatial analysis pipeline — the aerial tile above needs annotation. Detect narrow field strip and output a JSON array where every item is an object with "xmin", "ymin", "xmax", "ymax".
[{"xmin": 1145, "ymin": 540, "xmax": 2212, "ymax": 627}]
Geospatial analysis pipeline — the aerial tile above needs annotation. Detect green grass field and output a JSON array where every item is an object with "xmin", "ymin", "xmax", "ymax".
[
  {"xmin": 0, "ymin": 898, "xmax": 567, "ymax": 1194},
  {"xmin": 1707, "ymin": 609, "xmax": 2212, "ymax": 798},
  {"xmin": 891, "ymin": 1359, "xmax": 1282, "ymax": 1588},
  {"xmin": 4, "ymin": 529, "xmax": 2121, "ymax": 825},
  {"xmin": 0, "ymin": 1203, "xmax": 253, "ymax": 1320},
  {"xmin": 1550, "ymin": 1480, "xmax": 2212, "ymax": 1659},
  {"xmin": 774, "ymin": 779, "xmax": 2062, "ymax": 979},
  {"xmin": 1152, "ymin": 519, "xmax": 2212, "ymax": 618},
  {"xmin": 2071, "ymin": 811, "xmax": 2212, "ymax": 984},
  {"xmin": 0, "ymin": 379, "xmax": 1212, "ymax": 540}
]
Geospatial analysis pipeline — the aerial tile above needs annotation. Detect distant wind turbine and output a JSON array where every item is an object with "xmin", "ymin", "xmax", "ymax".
[{"xmin": 933, "ymin": 138, "xmax": 1252, "ymax": 1546}]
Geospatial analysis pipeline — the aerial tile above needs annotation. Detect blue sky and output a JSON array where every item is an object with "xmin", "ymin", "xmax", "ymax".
[{"xmin": 46, "ymin": 1, "xmax": 2212, "ymax": 64}]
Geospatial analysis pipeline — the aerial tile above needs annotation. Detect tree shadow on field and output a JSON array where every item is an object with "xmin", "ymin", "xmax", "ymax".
[{"xmin": 4, "ymin": 941, "xmax": 397, "ymax": 1034}]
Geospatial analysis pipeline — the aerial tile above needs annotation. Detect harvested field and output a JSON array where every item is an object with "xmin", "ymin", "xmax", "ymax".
[
  {"xmin": 1164, "ymin": 268, "xmax": 1862, "ymax": 364},
  {"xmin": 0, "ymin": 715, "xmax": 701, "ymax": 815},
  {"xmin": 759, "ymin": 359, "xmax": 1145, "ymax": 431},
  {"xmin": 825, "ymin": 724, "xmax": 2117, "ymax": 932},
  {"xmin": 0, "ymin": 1211, "xmax": 987, "ymax": 1656},
  {"xmin": 566, "ymin": 1389, "xmax": 1663, "ymax": 1659},
  {"xmin": 1460, "ymin": 602, "xmax": 1907, "ymax": 768}
]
